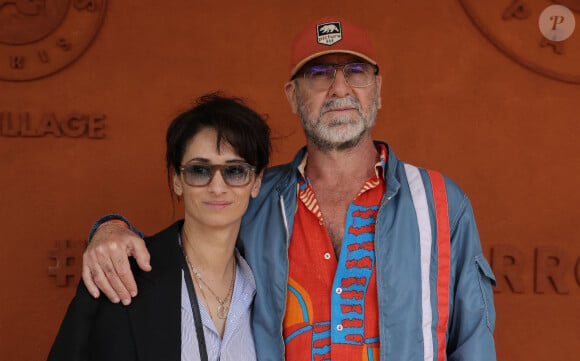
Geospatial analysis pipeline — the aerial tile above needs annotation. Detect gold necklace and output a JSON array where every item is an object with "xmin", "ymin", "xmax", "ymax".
[{"xmin": 181, "ymin": 230, "xmax": 236, "ymax": 320}]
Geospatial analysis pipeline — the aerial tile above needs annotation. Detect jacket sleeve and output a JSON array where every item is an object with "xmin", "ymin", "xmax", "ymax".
[
  {"xmin": 87, "ymin": 213, "xmax": 146, "ymax": 241},
  {"xmin": 446, "ymin": 194, "xmax": 497, "ymax": 361},
  {"xmin": 46, "ymin": 281, "xmax": 100, "ymax": 361}
]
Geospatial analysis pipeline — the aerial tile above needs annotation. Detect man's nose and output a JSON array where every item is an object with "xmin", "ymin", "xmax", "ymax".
[{"xmin": 328, "ymin": 68, "xmax": 352, "ymax": 97}]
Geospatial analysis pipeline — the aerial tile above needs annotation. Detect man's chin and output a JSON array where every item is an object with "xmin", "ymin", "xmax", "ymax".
[{"xmin": 315, "ymin": 133, "xmax": 364, "ymax": 151}]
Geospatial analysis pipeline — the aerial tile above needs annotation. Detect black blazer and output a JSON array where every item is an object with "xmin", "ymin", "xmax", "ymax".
[{"xmin": 47, "ymin": 221, "xmax": 185, "ymax": 361}]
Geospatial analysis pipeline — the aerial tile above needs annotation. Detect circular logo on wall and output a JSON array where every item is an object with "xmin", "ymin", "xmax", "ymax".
[
  {"xmin": 459, "ymin": 0, "xmax": 580, "ymax": 84},
  {"xmin": 0, "ymin": 0, "xmax": 107, "ymax": 81}
]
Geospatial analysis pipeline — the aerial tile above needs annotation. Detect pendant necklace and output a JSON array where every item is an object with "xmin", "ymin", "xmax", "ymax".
[{"xmin": 182, "ymin": 230, "xmax": 236, "ymax": 319}]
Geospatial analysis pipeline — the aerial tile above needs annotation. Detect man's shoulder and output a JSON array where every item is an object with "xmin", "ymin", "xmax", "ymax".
[
  {"xmin": 264, "ymin": 162, "xmax": 294, "ymax": 176},
  {"xmin": 260, "ymin": 149, "xmax": 303, "ymax": 193},
  {"xmin": 243, "ymin": 158, "xmax": 300, "ymax": 222},
  {"xmin": 395, "ymin": 160, "xmax": 468, "ymax": 206},
  {"xmin": 252, "ymin": 162, "xmax": 297, "ymax": 205}
]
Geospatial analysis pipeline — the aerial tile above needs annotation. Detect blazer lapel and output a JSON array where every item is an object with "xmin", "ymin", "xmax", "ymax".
[{"xmin": 126, "ymin": 222, "xmax": 183, "ymax": 361}]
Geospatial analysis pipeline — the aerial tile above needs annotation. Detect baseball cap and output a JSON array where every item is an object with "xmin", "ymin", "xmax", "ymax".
[{"xmin": 289, "ymin": 16, "xmax": 378, "ymax": 79}]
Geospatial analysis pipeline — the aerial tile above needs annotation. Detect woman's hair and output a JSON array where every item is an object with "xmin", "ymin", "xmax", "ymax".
[{"xmin": 165, "ymin": 92, "xmax": 271, "ymax": 190}]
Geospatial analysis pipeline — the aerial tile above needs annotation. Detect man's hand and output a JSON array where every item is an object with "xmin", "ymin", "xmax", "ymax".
[{"xmin": 82, "ymin": 223, "xmax": 151, "ymax": 305}]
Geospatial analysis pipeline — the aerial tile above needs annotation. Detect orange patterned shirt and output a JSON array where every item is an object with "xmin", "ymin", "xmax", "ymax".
[{"xmin": 284, "ymin": 144, "xmax": 387, "ymax": 361}]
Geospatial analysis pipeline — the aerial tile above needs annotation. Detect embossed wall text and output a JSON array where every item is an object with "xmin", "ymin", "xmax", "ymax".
[
  {"xmin": 48, "ymin": 239, "xmax": 87, "ymax": 287},
  {"xmin": 0, "ymin": 0, "xmax": 108, "ymax": 81},
  {"xmin": 0, "ymin": 112, "xmax": 106, "ymax": 138},
  {"xmin": 489, "ymin": 245, "xmax": 580, "ymax": 294}
]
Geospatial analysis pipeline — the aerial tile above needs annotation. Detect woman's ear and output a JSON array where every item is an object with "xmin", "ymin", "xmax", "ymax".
[
  {"xmin": 250, "ymin": 171, "xmax": 263, "ymax": 198},
  {"xmin": 173, "ymin": 172, "xmax": 183, "ymax": 197}
]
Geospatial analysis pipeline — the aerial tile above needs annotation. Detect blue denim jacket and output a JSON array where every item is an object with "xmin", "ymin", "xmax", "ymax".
[{"xmin": 91, "ymin": 142, "xmax": 497, "ymax": 361}]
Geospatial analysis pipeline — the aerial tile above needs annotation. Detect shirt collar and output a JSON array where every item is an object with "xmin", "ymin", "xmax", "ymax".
[{"xmin": 296, "ymin": 144, "xmax": 388, "ymax": 182}]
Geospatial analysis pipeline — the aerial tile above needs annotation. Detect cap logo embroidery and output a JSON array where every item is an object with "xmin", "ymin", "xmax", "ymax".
[{"xmin": 317, "ymin": 21, "xmax": 342, "ymax": 46}]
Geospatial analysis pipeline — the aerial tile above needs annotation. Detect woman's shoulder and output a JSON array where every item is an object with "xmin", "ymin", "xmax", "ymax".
[{"xmin": 131, "ymin": 220, "xmax": 183, "ymax": 276}]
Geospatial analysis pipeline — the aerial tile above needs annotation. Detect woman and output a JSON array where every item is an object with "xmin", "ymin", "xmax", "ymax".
[{"xmin": 47, "ymin": 93, "xmax": 271, "ymax": 361}]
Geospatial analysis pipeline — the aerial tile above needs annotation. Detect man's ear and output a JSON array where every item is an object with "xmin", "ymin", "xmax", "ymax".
[
  {"xmin": 376, "ymin": 75, "xmax": 382, "ymax": 110},
  {"xmin": 284, "ymin": 81, "xmax": 299, "ymax": 114},
  {"xmin": 173, "ymin": 172, "xmax": 183, "ymax": 197}
]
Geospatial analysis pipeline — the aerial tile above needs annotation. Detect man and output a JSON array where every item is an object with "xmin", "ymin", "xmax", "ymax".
[{"xmin": 83, "ymin": 16, "xmax": 497, "ymax": 360}]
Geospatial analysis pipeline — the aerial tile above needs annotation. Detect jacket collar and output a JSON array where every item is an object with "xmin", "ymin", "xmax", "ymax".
[
  {"xmin": 287, "ymin": 142, "xmax": 402, "ymax": 201},
  {"xmin": 380, "ymin": 141, "xmax": 402, "ymax": 201}
]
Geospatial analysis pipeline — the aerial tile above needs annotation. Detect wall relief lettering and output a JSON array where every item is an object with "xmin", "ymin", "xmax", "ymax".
[
  {"xmin": 0, "ymin": 0, "xmax": 107, "ymax": 81},
  {"xmin": 0, "ymin": 112, "xmax": 106, "ymax": 138},
  {"xmin": 48, "ymin": 239, "xmax": 86, "ymax": 287},
  {"xmin": 489, "ymin": 245, "xmax": 580, "ymax": 294}
]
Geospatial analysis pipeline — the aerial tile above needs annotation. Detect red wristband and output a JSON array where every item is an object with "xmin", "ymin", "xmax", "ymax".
[{"xmin": 96, "ymin": 219, "xmax": 129, "ymax": 232}]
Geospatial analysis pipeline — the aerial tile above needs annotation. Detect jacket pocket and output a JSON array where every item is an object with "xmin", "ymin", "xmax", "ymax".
[{"xmin": 475, "ymin": 255, "xmax": 496, "ymax": 333}]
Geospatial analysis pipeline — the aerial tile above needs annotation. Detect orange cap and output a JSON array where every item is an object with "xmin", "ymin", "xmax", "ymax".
[{"xmin": 289, "ymin": 16, "xmax": 378, "ymax": 79}]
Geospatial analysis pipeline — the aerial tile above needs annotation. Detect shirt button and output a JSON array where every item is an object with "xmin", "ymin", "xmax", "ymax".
[
  {"xmin": 335, "ymin": 287, "xmax": 342, "ymax": 294},
  {"xmin": 319, "ymin": 220, "xmax": 323, "ymax": 226},
  {"xmin": 324, "ymin": 252, "xmax": 331, "ymax": 260},
  {"xmin": 337, "ymin": 324, "xmax": 343, "ymax": 331}
]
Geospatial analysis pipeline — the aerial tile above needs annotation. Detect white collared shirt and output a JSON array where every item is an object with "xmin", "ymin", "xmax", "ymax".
[{"xmin": 181, "ymin": 251, "xmax": 256, "ymax": 361}]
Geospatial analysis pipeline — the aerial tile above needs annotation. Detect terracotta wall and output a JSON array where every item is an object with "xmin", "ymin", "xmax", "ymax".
[{"xmin": 1, "ymin": 1, "xmax": 578, "ymax": 360}]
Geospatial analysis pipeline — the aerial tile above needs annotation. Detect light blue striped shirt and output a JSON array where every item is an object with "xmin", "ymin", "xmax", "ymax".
[{"xmin": 181, "ymin": 251, "xmax": 256, "ymax": 361}]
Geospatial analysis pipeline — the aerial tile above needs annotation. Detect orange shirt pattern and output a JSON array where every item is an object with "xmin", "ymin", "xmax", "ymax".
[{"xmin": 284, "ymin": 144, "xmax": 387, "ymax": 361}]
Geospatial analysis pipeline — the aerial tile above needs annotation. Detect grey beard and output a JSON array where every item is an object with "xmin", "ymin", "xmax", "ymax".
[
  {"xmin": 296, "ymin": 89, "xmax": 378, "ymax": 152},
  {"xmin": 303, "ymin": 120, "xmax": 367, "ymax": 151}
]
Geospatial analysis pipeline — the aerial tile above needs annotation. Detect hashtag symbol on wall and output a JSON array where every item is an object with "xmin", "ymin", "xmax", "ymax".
[{"xmin": 48, "ymin": 240, "xmax": 87, "ymax": 287}]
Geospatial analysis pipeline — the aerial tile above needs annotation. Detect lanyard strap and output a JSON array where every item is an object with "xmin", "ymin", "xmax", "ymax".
[{"xmin": 180, "ymin": 245, "xmax": 209, "ymax": 361}]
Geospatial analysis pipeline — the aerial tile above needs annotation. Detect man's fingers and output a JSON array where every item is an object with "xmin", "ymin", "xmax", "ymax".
[
  {"xmin": 112, "ymin": 252, "xmax": 138, "ymax": 300},
  {"xmin": 81, "ymin": 263, "xmax": 100, "ymax": 298},
  {"xmin": 81, "ymin": 222, "xmax": 149, "ymax": 306},
  {"xmin": 90, "ymin": 254, "xmax": 122, "ymax": 304},
  {"xmin": 94, "ymin": 246, "xmax": 132, "ymax": 305},
  {"xmin": 131, "ymin": 240, "xmax": 152, "ymax": 273}
]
